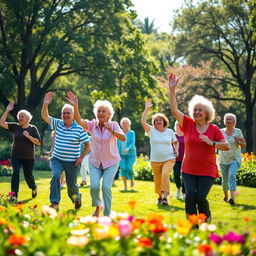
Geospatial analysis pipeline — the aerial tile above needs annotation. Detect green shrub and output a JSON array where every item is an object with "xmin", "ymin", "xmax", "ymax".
[
  {"xmin": 34, "ymin": 156, "xmax": 51, "ymax": 171},
  {"xmin": 134, "ymin": 155, "xmax": 153, "ymax": 181},
  {"xmin": 0, "ymin": 165, "xmax": 12, "ymax": 176}
]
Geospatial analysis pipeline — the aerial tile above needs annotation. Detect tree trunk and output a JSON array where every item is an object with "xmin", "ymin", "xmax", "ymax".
[{"xmin": 244, "ymin": 103, "xmax": 254, "ymax": 153}]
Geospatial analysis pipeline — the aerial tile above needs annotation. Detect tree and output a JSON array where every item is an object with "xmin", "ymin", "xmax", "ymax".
[
  {"xmin": 172, "ymin": 0, "xmax": 256, "ymax": 152},
  {"xmin": 134, "ymin": 17, "xmax": 158, "ymax": 34},
  {"xmin": 0, "ymin": 0, "xmax": 133, "ymax": 117}
]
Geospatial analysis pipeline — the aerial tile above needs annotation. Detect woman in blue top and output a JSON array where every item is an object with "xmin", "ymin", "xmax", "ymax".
[{"xmin": 117, "ymin": 118, "xmax": 137, "ymax": 190}]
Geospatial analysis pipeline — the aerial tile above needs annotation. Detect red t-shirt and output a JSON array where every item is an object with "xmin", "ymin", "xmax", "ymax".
[{"xmin": 181, "ymin": 115, "xmax": 224, "ymax": 178}]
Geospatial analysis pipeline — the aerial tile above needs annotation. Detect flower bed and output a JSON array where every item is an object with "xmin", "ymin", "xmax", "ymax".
[
  {"xmin": 0, "ymin": 195, "xmax": 256, "ymax": 256},
  {"xmin": 0, "ymin": 160, "xmax": 12, "ymax": 176}
]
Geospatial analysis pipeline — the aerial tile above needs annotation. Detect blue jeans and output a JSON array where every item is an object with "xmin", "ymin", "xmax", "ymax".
[
  {"xmin": 119, "ymin": 154, "xmax": 136, "ymax": 180},
  {"xmin": 219, "ymin": 161, "xmax": 239, "ymax": 191},
  {"xmin": 11, "ymin": 156, "xmax": 36, "ymax": 198},
  {"xmin": 182, "ymin": 173, "xmax": 215, "ymax": 218},
  {"xmin": 50, "ymin": 158, "xmax": 80, "ymax": 204},
  {"xmin": 89, "ymin": 162, "xmax": 119, "ymax": 216}
]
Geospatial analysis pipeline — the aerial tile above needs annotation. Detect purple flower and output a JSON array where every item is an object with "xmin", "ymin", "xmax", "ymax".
[
  {"xmin": 118, "ymin": 219, "xmax": 132, "ymax": 238},
  {"xmin": 223, "ymin": 231, "xmax": 245, "ymax": 244},
  {"xmin": 209, "ymin": 233, "xmax": 223, "ymax": 244}
]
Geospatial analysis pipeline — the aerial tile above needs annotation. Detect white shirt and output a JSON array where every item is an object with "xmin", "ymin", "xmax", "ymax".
[{"xmin": 148, "ymin": 126, "xmax": 177, "ymax": 162}]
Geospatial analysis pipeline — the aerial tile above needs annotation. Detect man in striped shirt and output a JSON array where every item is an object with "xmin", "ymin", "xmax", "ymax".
[{"xmin": 41, "ymin": 92, "xmax": 90, "ymax": 210}]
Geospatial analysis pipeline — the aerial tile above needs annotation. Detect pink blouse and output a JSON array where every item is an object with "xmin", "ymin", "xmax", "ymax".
[{"xmin": 86, "ymin": 119, "xmax": 122, "ymax": 168}]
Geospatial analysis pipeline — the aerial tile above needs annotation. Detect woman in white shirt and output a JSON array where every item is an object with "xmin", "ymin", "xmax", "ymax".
[{"xmin": 141, "ymin": 99, "xmax": 178, "ymax": 206}]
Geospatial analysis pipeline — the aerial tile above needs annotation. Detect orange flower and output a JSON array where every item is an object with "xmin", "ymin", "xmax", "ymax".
[
  {"xmin": 8, "ymin": 234, "xmax": 27, "ymax": 247},
  {"xmin": 137, "ymin": 237, "xmax": 153, "ymax": 248},
  {"xmin": 146, "ymin": 213, "xmax": 167, "ymax": 234},
  {"xmin": 188, "ymin": 214, "xmax": 198, "ymax": 224},
  {"xmin": 132, "ymin": 218, "xmax": 145, "ymax": 231},
  {"xmin": 243, "ymin": 217, "xmax": 251, "ymax": 222},
  {"xmin": 198, "ymin": 244, "xmax": 213, "ymax": 254},
  {"xmin": 0, "ymin": 206, "xmax": 5, "ymax": 211},
  {"xmin": 0, "ymin": 217, "xmax": 9, "ymax": 225},
  {"xmin": 176, "ymin": 220, "xmax": 193, "ymax": 236},
  {"xmin": 128, "ymin": 200, "xmax": 136, "ymax": 209}
]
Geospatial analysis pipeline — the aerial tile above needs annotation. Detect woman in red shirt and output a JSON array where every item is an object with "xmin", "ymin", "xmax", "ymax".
[{"xmin": 168, "ymin": 74, "xmax": 229, "ymax": 222}]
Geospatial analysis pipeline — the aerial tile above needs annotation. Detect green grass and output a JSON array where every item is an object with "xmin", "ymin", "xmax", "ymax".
[{"xmin": 1, "ymin": 170, "xmax": 256, "ymax": 232}]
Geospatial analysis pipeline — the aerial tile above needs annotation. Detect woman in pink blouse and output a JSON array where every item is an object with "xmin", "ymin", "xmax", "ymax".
[{"xmin": 67, "ymin": 92, "xmax": 126, "ymax": 216}]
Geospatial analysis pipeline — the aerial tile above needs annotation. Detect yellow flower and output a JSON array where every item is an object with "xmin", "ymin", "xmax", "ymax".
[
  {"xmin": 67, "ymin": 236, "xmax": 89, "ymax": 247},
  {"xmin": 93, "ymin": 224, "xmax": 118, "ymax": 239},
  {"xmin": 176, "ymin": 220, "xmax": 193, "ymax": 236},
  {"xmin": 219, "ymin": 244, "xmax": 241, "ymax": 255}
]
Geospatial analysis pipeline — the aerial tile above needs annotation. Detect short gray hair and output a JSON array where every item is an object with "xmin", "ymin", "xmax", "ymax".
[
  {"xmin": 120, "ymin": 117, "xmax": 131, "ymax": 126},
  {"xmin": 93, "ymin": 100, "xmax": 114, "ymax": 120},
  {"xmin": 61, "ymin": 104, "xmax": 74, "ymax": 114},
  {"xmin": 17, "ymin": 110, "xmax": 33, "ymax": 122},
  {"xmin": 188, "ymin": 95, "xmax": 215, "ymax": 123},
  {"xmin": 223, "ymin": 113, "xmax": 237, "ymax": 126}
]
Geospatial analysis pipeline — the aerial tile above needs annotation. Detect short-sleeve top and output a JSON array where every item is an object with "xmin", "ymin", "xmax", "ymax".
[
  {"xmin": 7, "ymin": 122, "xmax": 41, "ymax": 159},
  {"xmin": 181, "ymin": 115, "xmax": 225, "ymax": 178},
  {"xmin": 218, "ymin": 128, "xmax": 244, "ymax": 166},
  {"xmin": 50, "ymin": 117, "xmax": 90, "ymax": 162},
  {"xmin": 86, "ymin": 119, "xmax": 122, "ymax": 169},
  {"xmin": 117, "ymin": 130, "xmax": 136, "ymax": 156},
  {"xmin": 147, "ymin": 126, "xmax": 177, "ymax": 162}
]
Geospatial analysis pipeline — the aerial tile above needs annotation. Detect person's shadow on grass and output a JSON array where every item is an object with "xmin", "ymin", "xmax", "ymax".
[
  {"xmin": 229, "ymin": 203, "xmax": 256, "ymax": 210},
  {"xmin": 119, "ymin": 189, "xmax": 139, "ymax": 193}
]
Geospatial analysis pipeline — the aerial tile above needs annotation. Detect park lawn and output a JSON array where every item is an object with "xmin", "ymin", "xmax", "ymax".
[{"xmin": 0, "ymin": 170, "xmax": 256, "ymax": 233}]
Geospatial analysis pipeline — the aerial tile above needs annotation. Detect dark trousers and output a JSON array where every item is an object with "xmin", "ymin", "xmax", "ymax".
[
  {"xmin": 11, "ymin": 156, "xmax": 37, "ymax": 197},
  {"xmin": 173, "ymin": 161, "xmax": 186, "ymax": 193},
  {"xmin": 182, "ymin": 173, "xmax": 215, "ymax": 218}
]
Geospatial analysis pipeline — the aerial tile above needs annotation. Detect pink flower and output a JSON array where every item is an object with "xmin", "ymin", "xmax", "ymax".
[
  {"xmin": 97, "ymin": 216, "xmax": 112, "ymax": 226},
  {"xmin": 209, "ymin": 233, "xmax": 223, "ymax": 244},
  {"xmin": 223, "ymin": 231, "xmax": 245, "ymax": 244},
  {"xmin": 118, "ymin": 219, "xmax": 132, "ymax": 238}
]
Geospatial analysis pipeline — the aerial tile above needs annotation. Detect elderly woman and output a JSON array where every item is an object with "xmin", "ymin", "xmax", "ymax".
[
  {"xmin": 0, "ymin": 102, "xmax": 41, "ymax": 200},
  {"xmin": 67, "ymin": 92, "xmax": 126, "ymax": 216},
  {"xmin": 218, "ymin": 113, "xmax": 246, "ymax": 205},
  {"xmin": 168, "ymin": 73, "xmax": 229, "ymax": 221},
  {"xmin": 141, "ymin": 99, "xmax": 178, "ymax": 206},
  {"xmin": 117, "ymin": 117, "xmax": 137, "ymax": 191}
]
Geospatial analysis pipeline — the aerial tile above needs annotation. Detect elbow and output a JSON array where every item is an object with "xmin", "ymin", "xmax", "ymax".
[{"xmin": 120, "ymin": 134, "xmax": 126, "ymax": 142}]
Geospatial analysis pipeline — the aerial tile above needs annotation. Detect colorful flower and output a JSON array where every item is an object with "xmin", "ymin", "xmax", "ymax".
[
  {"xmin": 137, "ymin": 237, "xmax": 153, "ymax": 248},
  {"xmin": 219, "ymin": 244, "xmax": 241, "ymax": 255},
  {"xmin": 176, "ymin": 220, "xmax": 193, "ymax": 236},
  {"xmin": 8, "ymin": 234, "xmax": 27, "ymax": 247},
  {"xmin": 128, "ymin": 200, "xmax": 136, "ymax": 209},
  {"xmin": 67, "ymin": 236, "xmax": 89, "ymax": 247},
  {"xmin": 197, "ymin": 244, "xmax": 214, "ymax": 255},
  {"xmin": 209, "ymin": 233, "xmax": 223, "ymax": 244},
  {"xmin": 118, "ymin": 219, "xmax": 132, "ymax": 238},
  {"xmin": 223, "ymin": 231, "xmax": 245, "ymax": 244}
]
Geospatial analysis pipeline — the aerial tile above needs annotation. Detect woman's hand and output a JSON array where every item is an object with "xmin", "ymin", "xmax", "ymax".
[
  {"xmin": 67, "ymin": 91, "xmax": 78, "ymax": 106},
  {"xmin": 168, "ymin": 73, "xmax": 179, "ymax": 89},
  {"xmin": 23, "ymin": 130, "xmax": 30, "ymax": 138},
  {"xmin": 199, "ymin": 134, "xmax": 213, "ymax": 146},
  {"xmin": 6, "ymin": 102, "xmax": 14, "ymax": 111},
  {"xmin": 103, "ymin": 121, "xmax": 113, "ymax": 132},
  {"xmin": 44, "ymin": 92, "xmax": 53, "ymax": 104},
  {"xmin": 145, "ymin": 98, "xmax": 153, "ymax": 109}
]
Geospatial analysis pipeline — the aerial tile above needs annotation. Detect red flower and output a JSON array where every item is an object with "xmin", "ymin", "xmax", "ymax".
[
  {"xmin": 198, "ymin": 244, "xmax": 213, "ymax": 255},
  {"xmin": 8, "ymin": 234, "xmax": 27, "ymax": 247},
  {"xmin": 137, "ymin": 237, "xmax": 153, "ymax": 248}
]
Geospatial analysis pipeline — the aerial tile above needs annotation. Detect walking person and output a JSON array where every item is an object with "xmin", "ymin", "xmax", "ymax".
[
  {"xmin": 41, "ymin": 92, "xmax": 90, "ymax": 210},
  {"xmin": 67, "ymin": 92, "xmax": 126, "ymax": 216},
  {"xmin": 141, "ymin": 99, "xmax": 178, "ymax": 206},
  {"xmin": 168, "ymin": 73, "xmax": 229, "ymax": 221},
  {"xmin": 173, "ymin": 121, "xmax": 186, "ymax": 199},
  {"xmin": 0, "ymin": 102, "xmax": 41, "ymax": 200},
  {"xmin": 218, "ymin": 113, "xmax": 246, "ymax": 205},
  {"xmin": 117, "ymin": 117, "xmax": 137, "ymax": 191},
  {"xmin": 80, "ymin": 143, "xmax": 90, "ymax": 187}
]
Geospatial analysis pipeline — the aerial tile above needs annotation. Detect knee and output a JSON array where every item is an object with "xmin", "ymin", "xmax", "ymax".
[
  {"xmin": 102, "ymin": 185, "xmax": 111, "ymax": 193},
  {"xmin": 195, "ymin": 195, "xmax": 206, "ymax": 204}
]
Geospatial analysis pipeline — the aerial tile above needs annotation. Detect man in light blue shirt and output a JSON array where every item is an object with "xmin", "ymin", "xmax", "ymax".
[{"xmin": 41, "ymin": 92, "xmax": 90, "ymax": 210}]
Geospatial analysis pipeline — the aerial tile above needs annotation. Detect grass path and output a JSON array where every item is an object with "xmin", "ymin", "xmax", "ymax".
[{"xmin": 1, "ymin": 170, "xmax": 256, "ymax": 232}]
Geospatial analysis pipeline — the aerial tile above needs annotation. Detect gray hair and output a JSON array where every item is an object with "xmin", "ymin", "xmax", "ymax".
[
  {"xmin": 188, "ymin": 95, "xmax": 215, "ymax": 123},
  {"xmin": 120, "ymin": 117, "xmax": 131, "ymax": 126},
  {"xmin": 61, "ymin": 104, "xmax": 74, "ymax": 114},
  {"xmin": 93, "ymin": 100, "xmax": 114, "ymax": 120},
  {"xmin": 223, "ymin": 113, "xmax": 237, "ymax": 126},
  {"xmin": 17, "ymin": 110, "xmax": 33, "ymax": 122}
]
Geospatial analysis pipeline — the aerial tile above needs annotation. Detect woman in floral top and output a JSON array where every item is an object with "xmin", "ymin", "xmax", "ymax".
[{"xmin": 218, "ymin": 113, "xmax": 246, "ymax": 205}]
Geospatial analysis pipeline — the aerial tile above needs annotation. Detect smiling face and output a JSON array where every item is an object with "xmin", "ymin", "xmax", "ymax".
[
  {"xmin": 153, "ymin": 117, "xmax": 165, "ymax": 130},
  {"xmin": 18, "ymin": 112, "xmax": 29, "ymax": 126},
  {"xmin": 193, "ymin": 104, "xmax": 207, "ymax": 122},
  {"xmin": 121, "ymin": 119, "xmax": 130, "ymax": 130},
  {"xmin": 61, "ymin": 107, "xmax": 74, "ymax": 126},
  {"xmin": 97, "ymin": 106, "xmax": 111, "ymax": 124},
  {"xmin": 224, "ymin": 115, "xmax": 236, "ymax": 128}
]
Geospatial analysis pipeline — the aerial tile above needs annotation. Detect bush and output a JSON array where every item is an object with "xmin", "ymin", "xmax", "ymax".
[
  {"xmin": 0, "ymin": 165, "xmax": 12, "ymax": 176},
  {"xmin": 134, "ymin": 155, "xmax": 153, "ymax": 181},
  {"xmin": 34, "ymin": 156, "xmax": 51, "ymax": 171}
]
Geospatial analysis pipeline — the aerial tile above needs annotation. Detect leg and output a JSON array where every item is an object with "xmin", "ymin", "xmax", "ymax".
[
  {"xmin": 220, "ymin": 164, "xmax": 229, "ymax": 200},
  {"xmin": 161, "ymin": 159, "xmax": 175, "ymax": 195},
  {"xmin": 10, "ymin": 156, "xmax": 22, "ymax": 198},
  {"xmin": 150, "ymin": 161, "xmax": 163, "ymax": 196},
  {"xmin": 182, "ymin": 173, "xmax": 198, "ymax": 216},
  {"xmin": 102, "ymin": 163, "xmax": 119, "ymax": 216},
  {"xmin": 63, "ymin": 162, "xmax": 80, "ymax": 204},
  {"xmin": 126, "ymin": 155, "xmax": 136, "ymax": 189},
  {"xmin": 119, "ymin": 156, "xmax": 127, "ymax": 190},
  {"xmin": 173, "ymin": 161, "xmax": 182, "ymax": 189},
  {"xmin": 195, "ymin": 176, "xmax": 215, "ymax": 219},
  {"xmin": 60, "ymin": 171, "xmax": 66, "ymax": 187},
  {"xmin": 228, "ymin": 161, "xmax": 239, "ymax": 203},
  {"xmin": 22, "ymin": 159, "xmax": 37, "ymax": 197},
  {"xmin": 49, "ymin": 158, "xmax": 64, "ymax": 204},
  {"xmin": 80, "ymin": 154, "xmax": 89, "ymax": 184}
]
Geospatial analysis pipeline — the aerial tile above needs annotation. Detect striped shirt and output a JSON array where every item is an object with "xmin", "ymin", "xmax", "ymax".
[{"xmin": 50, "ymin": 117, "xmax": 90, "ymax": 162}]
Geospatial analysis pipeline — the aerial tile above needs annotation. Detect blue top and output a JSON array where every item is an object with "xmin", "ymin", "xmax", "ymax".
[
  {"xmin": 117, "ymin": 130, "xmax": 136, "ymax": 156},
  {"xmin": 50, "ymin": 117, "xmax": 90, "ymax": 162}
]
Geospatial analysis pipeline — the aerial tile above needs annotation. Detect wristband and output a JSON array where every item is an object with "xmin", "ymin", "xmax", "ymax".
[{"xmin": 212, "ymin": 141, "xmax": 216, "ymax": 146}]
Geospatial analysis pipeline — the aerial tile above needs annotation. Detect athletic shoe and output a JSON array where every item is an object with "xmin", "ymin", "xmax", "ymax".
[
  {"xmin": 161, "ymin": 198, "xmax": 169, "ymax": 206},
  {"xmin": 229, "ymin": 198, "xmax": 235, "ymax": 205},
  {"xmin": 75, "ymin": 198, "xmax": 82, "ymax": 210},
  {"xmin": 176, "ymin": 190, "xmax": 181, "ymax": 199},
  {"xmin": 49, "ymin": 202, "xmax": 59, "ymax": 210},
  {"xmin": 157, "ymin": 197, "xmax": 162, "ymax": 205},
  {"xmin": 223, "ymin": 197, "xmax": 228, "ymax": 202},
  {"xmin": 32, "ymin": 188, "xmax": 37, "ymax": 198}
]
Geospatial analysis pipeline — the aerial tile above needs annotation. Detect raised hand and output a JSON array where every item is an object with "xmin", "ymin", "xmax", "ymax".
[
  {"xmin": 67, "ymin": 91, "xmax": 78, "ymax": 106},
  {"xmin": 168, "ymin": 73, "xmax": 179, "ymax": 88},
  {"xmin": 145, "ymin": 98, "xmax": 153, "ymax": 109},
  {"xmin": 23, "ymin": 130, "xmax": 30, "ymax": 138},
  {"xmin": 44, "ymin": 92, "xmax": 53, "ymax": 104},
  {"xmin": 103, "ymin": 121, "xmax": 112, "ymax": 132},
  {"xmin": 6, "ymin": 102, "xmax": 14, "ymax": 111}
]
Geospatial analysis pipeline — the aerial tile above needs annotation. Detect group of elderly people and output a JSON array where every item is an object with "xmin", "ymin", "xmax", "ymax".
[{"xmin": 0, "ymin": 73, "xmax": 246, "ymax": 220}]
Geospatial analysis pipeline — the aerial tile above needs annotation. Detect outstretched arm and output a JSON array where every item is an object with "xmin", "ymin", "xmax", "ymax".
[
  {"xmin": 141, "ymin": 99, "xmax": 152, "ymax": 134},
  {"xmin": 0, "ymin": 102, "xmax": 14, "ymax": 129},
  {"xmin": 67, "ymin": 91, "xmax": 88, "ymax": 130},
  {"xmin": 41, "ymin": 92, "xmax": 53, "ymax": 125},
  {"xmin": 168, "ymin": 73, "xmax": 184, "ymax": 126}
]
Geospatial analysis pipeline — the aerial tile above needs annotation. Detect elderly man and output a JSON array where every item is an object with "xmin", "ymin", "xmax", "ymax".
[{"xmin": 41, "ymin": 92, "xmax": 90, "ymax": 210}]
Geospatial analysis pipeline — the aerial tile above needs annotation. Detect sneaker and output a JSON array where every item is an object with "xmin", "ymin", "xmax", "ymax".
[
  {"xmin": 9, "ymin": 196, "xmax": 17, "ymax": 202},
  {"xmin": 32, "ymin": 188, "xmax": 37, "ymax": 198},
  {"xmin": 229, "ymin": 198, "xmax": 235, "ymax": 205},
  {"xmin": 80, "ymin": 181, "xmax": 87, "ymax": 186},
  {"xmin": 223, "ymin": 197, "xmax": 228, "ymax": 202},
  {"xmin": 176, "ymin": 190, "xmax": 181, "ymax": 199},
  {"xmin": 49, "ymin": 202, "xmax": 59, "ymax": 210},
  {"xmin": 157, "ymin": 197, "xmax": 162, "ymax": 205},
  {"xmin": 161, "ymin": 198, "xmax": 169, "ymax": 206},
  {"xmin": 75, "ymin": 198, "xmax": 82, "ymax": 210},
  {"xmin": 182, "ymin": 193, "xmax": 186, "ymax": 199}
]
